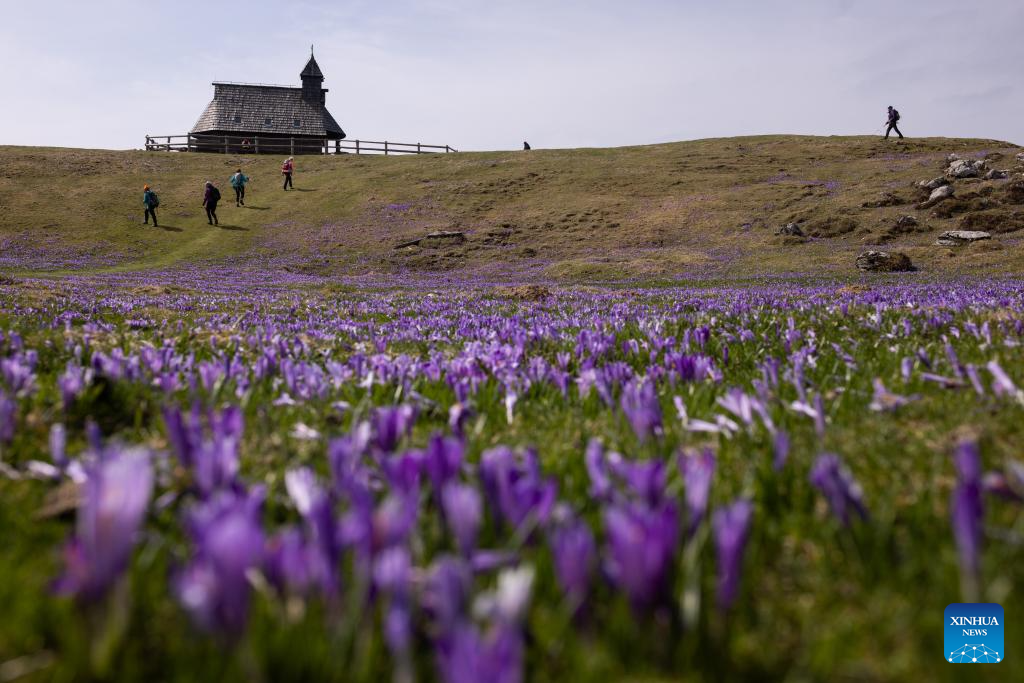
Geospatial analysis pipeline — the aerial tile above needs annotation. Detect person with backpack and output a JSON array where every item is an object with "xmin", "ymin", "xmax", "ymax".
[
  {"xmin": 885, "ymin": 106, "xmax": 904, "ymax": 140},
  {"xmin": 142, "ymin": 184, "xmax": 159, "ymax": 227},
  {"xmin": 230, "ymin": 169, "xmax": 250, "ymax": 206},
  {"xmin": 282, "ymin": 157, "xmax": 294, "ymax": 190},
  {"xmin": 523, "ymin": 141, "xmax": 531, "ymax": 151},
  {"xmin": 202, "ymin": 181, "xmax": 221, "ymax": 225}
]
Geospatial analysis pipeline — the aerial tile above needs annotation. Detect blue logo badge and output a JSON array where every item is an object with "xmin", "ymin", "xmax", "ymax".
[{"xmin": 945, "ymin": 603, "xmax": 1004, "ymax": 663}]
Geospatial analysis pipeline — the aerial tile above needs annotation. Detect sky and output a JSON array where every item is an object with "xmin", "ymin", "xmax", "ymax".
[{"xmin": 1, "ymin": 0, "xmax": 1021, "ymax": 151}]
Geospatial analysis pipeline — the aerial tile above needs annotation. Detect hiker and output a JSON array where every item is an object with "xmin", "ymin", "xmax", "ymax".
[
  {"xmin": 230, "ymin": 168, "xmax": 249, "ymax": 206},
  {"xmin": 142, "ymin": 184, "xmax": 159, "ymax": 227},
  {"xmin": 523, "ymin": 141, "xmax": 531, "ymax": 151},
  {"xmin": 282, "ymin": 157, "xmax": 294, "ymax": 190},
  {"xmin": 885, "ymin": 106, "xmax": 904, "ymax": 140},
  {"xmin": 202, "ymin": 181, "xmax": 221, "ymax": 225}
]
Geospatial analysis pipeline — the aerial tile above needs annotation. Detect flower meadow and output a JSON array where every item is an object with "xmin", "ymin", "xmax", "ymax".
[{"xmin": 1, "ymin": 275, "xmax": 1023, "ymax": 681}]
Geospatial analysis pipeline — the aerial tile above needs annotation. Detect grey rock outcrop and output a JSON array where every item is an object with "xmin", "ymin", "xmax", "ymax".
[
  {"xmin": 936, "ymin": 230, "xmax": 992, "ymax": 246},
  {"xmin": 947, "ymin": 159, "xmax": 986, "ymax": 179},
  {"xmin": 856, "ymin": 250, "xmax": 914, "ymax": 272}
]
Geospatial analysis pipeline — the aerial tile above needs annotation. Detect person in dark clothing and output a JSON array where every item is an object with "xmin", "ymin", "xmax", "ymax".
[
  {"xmin": 282, "ymin": 157, "xmax": 294, "ymax": 190},
  {"xmin": 202, "ymin": 181, "xmax": 220, "ymax": 225},
  {"xmin": 523, "ymin": 141, "xmax": 531, "ymax": 150},
  {"xmin": 142, "ymin": 184, "xmax": 159, "ymax": 227},
  {"xmin": 885, "ymin": 106, "xmax": 904, "ymax": 139}
]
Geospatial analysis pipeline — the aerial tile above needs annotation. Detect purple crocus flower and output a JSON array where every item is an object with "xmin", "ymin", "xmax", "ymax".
[
  {"xmin": 373, "ymin": 546, "xmax": 413, "ymax": 657},
  {"xmin": 421, "ymin": 556, "xmax": 472, "ymax": 635},
  {"xmin": 711, "ymin": 498, "xmax": 753, "ymax": 610},
  {"xmin": 49, "ymin": 423, "xmax": 68, "ymax": 469},
  {"xmin": 479, "ymin": 447, "xmax": 557, "ymax": 531},
  {"xmin": 603, "ymin": 500, "xmax": 679, "ymax": 609},
  {"xmin": 442, "ymin": 482, "xmax": 483, "ymax": 555},
  {"xmin": 547, "ymin": 509, "xmax": 595, "ymax": 605},
  {"xmin": 678, "ymin": 449, "xmax": 715, "ymax": 536},
  {"xmin": 175, "ymin": 488, "xmax": 265, "ymax": 634},
  {"xmin": 619, "ymin": 380, "xmax": 663, "ymax": 443},
  {"xmin": 371, "ymin": 405, "xmax": 417, "ymax": 453},
  {"xmin": 435, "ymin": 621, "xmax": 523, "ymax": 683},
  {"xmin": 809, "ymin": 453, "xmax": 868, "ymax": 526},
  {"xmin": 425, "ymin": 433, "xmax": 465, "ymax": 501},
  {"xmin": 951, "ymin": 440, "xmax": 984, "ymax": 597},
  {"xmin": 54, "ymin": 449, "xmax": 154, "ymax": 601},
  {"xmin": 773, "ymin": 430, "xmax": 790, "ymax": 471},
  {"xmin": 58, "ymin": 362, "xmax": 87, "ymax": 409},
  {"xmin": 0, "ymin": 389, "xmax": 16, "ymax": 444},
  {"xmin": 284, "ymin": 467, "xmax": 339, "ymax": 591},
  {"xmin": 163, "ymin": 405, "xmax": 244, "ymax": 496}
]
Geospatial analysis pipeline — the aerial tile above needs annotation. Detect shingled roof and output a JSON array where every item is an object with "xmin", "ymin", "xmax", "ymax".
[{"xmin": 191, "ymin": 55, "xmax": 345, "ymax": 139}]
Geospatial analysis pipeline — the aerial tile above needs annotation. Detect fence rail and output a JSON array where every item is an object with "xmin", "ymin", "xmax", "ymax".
[{"xmin": 144, "ymin": 134, "xmax": 457, "ymax": 155}]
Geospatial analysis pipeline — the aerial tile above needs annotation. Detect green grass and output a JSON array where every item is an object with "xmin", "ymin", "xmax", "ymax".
[{"xmin": 1, "ymin": 135, "xmax": 1021, "ymax": 280}]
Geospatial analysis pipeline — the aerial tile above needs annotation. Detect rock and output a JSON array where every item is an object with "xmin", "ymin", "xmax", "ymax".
[
  {"xmin": 493, "ymin": 285, "xmax": 551, "ymax": 301},
  {"xmin": 918, "ymin": 177, "xmax": 949, "ymax": 191},
  {"xmin": 394, "ymin": 231, "xmax": 466, "ymax": 249},
  {"xmin": 855, "ymin": 250, "xmax": 915, "ymax": 272},
  {"xmin": 894, "ymin": 215, "xmax": 919, "ymax": 230},
  {"xmin": 946, "ymin": 153, "xmax": 961, "ymax": 164},
  {"xmin": 775, "ymin": 223, "xmax": 804, "ymax": 237},
  {"xmin": 936, "ymin": 230, "xmax": 992, "ymax": 246},
  {"xmin": 946, "ymin": 159, "xmax": 986, "ymax": 179},
  {"xmin": 984, "ymin": 169, "xmax": 1009, "ymax": 181},
  {"xmin": 1016, "ymin": 152, "xmax": 1024, "ymax": 164},
  {"xmin": 917, "ymin": 184, "xmax": 954, "ymax": 209}
]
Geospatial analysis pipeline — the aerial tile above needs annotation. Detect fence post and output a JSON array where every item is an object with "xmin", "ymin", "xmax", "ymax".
[
  {"xmin": 356, "ymin": 140, "xmax": 360, "ymax": 155},
  {"xmin": 385, "ymin": 141, "xmax": 389, "ymax": 156},
  {"xmin": 145, "ymin": 136, "xmax": 150, "ymax": 150},
  {"xmin": 254, "ymin": 137, "xmax": 259, "ymax": 154},
  {"xmin": 417, "ymin": 142, "xmax": 421, "ymax": 154},
  {"xmin": 290, "ymin": 138, "xmax": 295, "ymax": 155},
  {"xmin": 224, "ymin": 136, "xmax": 228, "ymax": 154}
]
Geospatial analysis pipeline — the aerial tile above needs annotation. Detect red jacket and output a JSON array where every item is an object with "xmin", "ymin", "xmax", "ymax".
[{"xmin": 282, "ymin": 160, "xmax": 294, "ymax": 174}]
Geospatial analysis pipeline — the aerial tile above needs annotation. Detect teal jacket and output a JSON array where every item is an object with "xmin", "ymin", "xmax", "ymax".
[
  {"xmin": 230, "ymin": 173, "xmax": 249, "ymax": 188},
  {"xmin": 143, "ymin": 189, "xmax": 157, "ymax": 208}
]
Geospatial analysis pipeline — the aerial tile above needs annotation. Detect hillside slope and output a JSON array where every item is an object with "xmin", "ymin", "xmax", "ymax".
[{"xmin": 1, "ymin": 135, "xmax": 1021, "ymax": 281}]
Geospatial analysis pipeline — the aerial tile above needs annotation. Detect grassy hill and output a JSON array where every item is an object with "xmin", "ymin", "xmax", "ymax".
[{"xmin": 1, "ymin": 135, "xmax": 1021, "ymax": 281}]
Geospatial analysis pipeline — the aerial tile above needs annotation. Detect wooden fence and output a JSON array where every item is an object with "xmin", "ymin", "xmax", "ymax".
[{"xmin": 144, "ymin": 134, "xmax": 457, "ymax": 156}]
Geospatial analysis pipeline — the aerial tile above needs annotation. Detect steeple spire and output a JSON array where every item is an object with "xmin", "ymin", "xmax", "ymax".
[{"xmin": 300, "ymin": 49, "xmax": 325, "ymax": 103}]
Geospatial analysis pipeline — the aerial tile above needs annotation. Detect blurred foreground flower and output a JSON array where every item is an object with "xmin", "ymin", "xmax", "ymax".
[
  {"xmin": 809, "ymin": 454, "xmax": 868, "ymax": 526},
  {"xmin": 950, "ymin": 440, "xmax": 984, "ymax": 600},
  {"xmin": 55, "ymin": 449, "xmax": 153, "ymax": 601},
  {"xmin": 712, "ymin": 498, "xmax": 753, "ymax": 610}
]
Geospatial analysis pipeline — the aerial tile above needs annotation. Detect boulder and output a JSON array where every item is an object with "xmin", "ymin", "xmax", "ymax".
[
  {"xmin": 775, "ymin": 223, "xmax": 804, "ymax": 237},
  {"xmin": 946, "ymin": 153, "xmax": 961, "ymax": 164},
  {"xmin": 984, "ymin": 169, "xmax": 1009, "ymax": 180},
  {"xmin": 918, "ymin": 176, "xmax": 949, "ymax": 191},
  {"xmin": 1016, "ymin": 152, "xmax": 1024, "ymax": 164},
  {"xmin": 946, "ymin": 159, "xmax": 986, "ymax": 179},
  {"xmin": 855, "ymin": 250, "xmax": 914, "ymax": 272},
  {"xmin": 936, "ymin": 230, "xmax": 992, "ymax": 246},
  {"xmin": 493, "ymin": 285, "xmax": 551, "ymax": 301},
  {"xmin": 917, "ymin": 184, "xmax": 954, "ymax": 209},
  {"xmin": 894, "ymin": 215, "xmax": 919, "ymax": 230}
]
